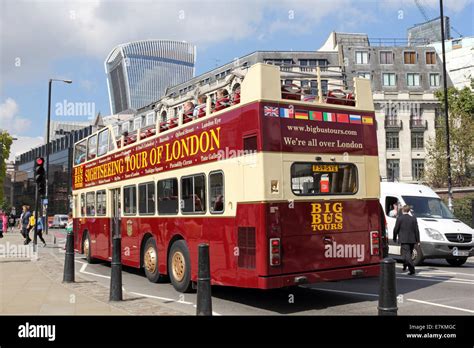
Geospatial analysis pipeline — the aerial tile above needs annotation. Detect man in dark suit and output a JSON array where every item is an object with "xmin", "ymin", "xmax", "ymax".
[{"xmin": 393, "ymin": 205, "xmax": 420, "ymax": 275}]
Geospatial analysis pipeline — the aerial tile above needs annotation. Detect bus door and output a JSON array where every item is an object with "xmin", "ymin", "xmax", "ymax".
[{"xmin": 109, "ymin": 188, "xmax": 121, "ymax": 259}]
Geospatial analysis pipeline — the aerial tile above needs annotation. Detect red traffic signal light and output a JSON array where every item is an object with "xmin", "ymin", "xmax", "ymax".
[{"xmin": 36, "ymin": 157, "xmax": 44, "ymax": 166}]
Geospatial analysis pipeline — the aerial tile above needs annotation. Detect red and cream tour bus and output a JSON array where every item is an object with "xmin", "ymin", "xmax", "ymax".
[{"xmin": 72, "ymin": 62, "xmax": 382, "ymax": 292}]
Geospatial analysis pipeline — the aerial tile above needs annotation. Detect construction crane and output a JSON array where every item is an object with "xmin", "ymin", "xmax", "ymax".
[{"xmin": 413, "ymin": 0, "xmax": 463, "ymax": 40}]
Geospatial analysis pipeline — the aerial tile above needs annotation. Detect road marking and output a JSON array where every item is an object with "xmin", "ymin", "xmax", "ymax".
[
  {"xmin": 398, "ymin": 275, "xmax": 474, "ymax": 285},
  {"xmin": 406, "ymin": 299, "xmax": 474, "ymax": 314},
  {"xmin": 129, "ymin": 291, "xmax": 193, "ymax": 305},
  {"xmin": 311, "ymin": 287, "xmax": 378, "ymax": 297},
  {"xmin": 78, "ymin": 263, "xmax": 111, "ymax": 279}
]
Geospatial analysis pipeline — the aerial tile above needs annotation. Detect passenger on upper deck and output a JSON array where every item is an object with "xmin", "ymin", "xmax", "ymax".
[
  {"xmin": 193, "ymin": 95, "xmax": 207, "ymax": 118},
  {"xmin": 301, "ymin": 88, "xmax": 316, "ymax": 102},
  {"xmin": 213, "ymin": 89, "xmax": 230, "ymax": 112},
  {"xmin": 183, "ymin": 101, "xmax": 195, "ymax": 123}
]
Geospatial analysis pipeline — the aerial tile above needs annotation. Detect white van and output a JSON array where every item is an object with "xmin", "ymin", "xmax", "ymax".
[
  {"xmin": 380, "ymin": 182, "xmax": 474, "ymax": 266},
  {"xmin": 51, "ymin": 214, "xmax": 68, "ymax": 228}
]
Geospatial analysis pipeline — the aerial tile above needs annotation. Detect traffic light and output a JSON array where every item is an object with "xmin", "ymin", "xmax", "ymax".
[{"xmin": 34, "ymin": 157, "xmax": 46, "ymax": 195}]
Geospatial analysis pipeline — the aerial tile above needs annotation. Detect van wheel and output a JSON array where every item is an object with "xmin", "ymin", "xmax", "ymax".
[
  {"xmin": 446, "ymin": 257, "xmax": 467, "ymax": 267},
  {"xmin": 82, "ymin": 232, "xmax": 95, "ymax": 264},
  {"xmin": 143, "ymin": 238, "xmax": 166, "ymax": 283},
  {"xmin": 168, "ymin": 240, "xmax": 193, "ymax": 293},
  {"xmin": 412, "ymin": 244, "xmax": 424, "ymax": 266}
]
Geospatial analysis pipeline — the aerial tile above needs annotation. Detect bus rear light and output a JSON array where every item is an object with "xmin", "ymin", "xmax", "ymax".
[
  {"xmin": 370, "ymin": 231, "xmax": 380, "ymax": 256},
  {"xmin": 269, "ymin": 238, "xmax": 281, "ymax": 266}
]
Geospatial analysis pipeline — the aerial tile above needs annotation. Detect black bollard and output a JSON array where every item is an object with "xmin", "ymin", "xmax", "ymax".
[
  {"xmin": 62, "ymin": 229, "xmax": 75, "ymax": 283},
  {"xmin": 378, "ymin": 258, "xmax": 398, "ymax": 316},
  {"xmin": 109, "ymin": 217, "xmax": 122, "ymax": 301},
  {"xmin": 196, "ymin": 243, "xmax": 212, "ymax": 316}
]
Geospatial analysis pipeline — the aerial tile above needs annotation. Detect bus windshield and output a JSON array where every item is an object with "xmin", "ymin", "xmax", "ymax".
[{"xmin": 402, "ymin": 196, "xmax": 454, "ymax": 219}]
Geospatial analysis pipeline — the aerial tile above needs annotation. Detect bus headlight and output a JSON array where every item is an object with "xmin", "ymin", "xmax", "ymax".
[{"xmin": 425, "ymin": 228, "xmax": 445, "ymax": 241}]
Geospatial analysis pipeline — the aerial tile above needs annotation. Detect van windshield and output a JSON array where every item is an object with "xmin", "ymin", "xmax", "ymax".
[{"xmin": 402, "ymin": 196, "xmax": 454, "ymax": 219}]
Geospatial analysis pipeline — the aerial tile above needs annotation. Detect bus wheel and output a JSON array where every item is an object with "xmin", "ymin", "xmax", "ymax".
[
  {"xmin": 143, "ymin": 238, "xmax": 165, "ymax": 283},
  {"xmin": 412, "ymin": 244, "xmax": 424, "ymax": 266},
  {"xmin": 168, "ymin": 240, "xmax": 193, "ymax": 293},
  {"xmin": 82, "ymin": 232, "xmax": 94, "ymax": 264},
  {"xmin": 446, "ymin": 257, "xmax": 467, "ymax": 267}
]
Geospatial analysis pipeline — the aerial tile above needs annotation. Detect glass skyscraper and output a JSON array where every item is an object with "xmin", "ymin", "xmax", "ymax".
[{"xmin": 105, "ymin": 40, "xmax": 196, "ymax": 114}]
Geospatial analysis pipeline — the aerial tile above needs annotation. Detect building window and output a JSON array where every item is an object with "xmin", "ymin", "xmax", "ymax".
[
  {"xmin": 411, "ymin": 132, "xmax": 424, "ymax": 149},
  {"xmin": 380, "ymin": 51, "xmax": 393, "ymax": 64},
  {"xmin": 387, "ymin": 159, "xmax": 400, "ymax": 181},
  {"xmin": 412, "ymin": 159, "xmax": 425, "ymax": 181},
  {"xmin": 426, "ymin": 52, "xmax": 436, "ymax": 64},
  {"xmin": 146, "ymin": 112, "xmax": 155, "ymax": 127},
  {"xmin": 404, "ymin": 51, "xmax": 417, "ymax": 64},
  {"xmin": 157, "ymin": 178, "xmax": 178, "ymax": 215},
  {"xmin": 209, "ymin": 171, "xmax": 224, "ymax": 214},
  {"xmin": 138, "ymin": 182, "xmax": 155, "ymax": 215},
  {"xmin": 358, "ymin": 72, "xmax": 371, "ymax": 80},
  {"xmin": 355, "ymin": 51, "xmax": 369, "ymax": 64},
  {"xmin": 123, "ymin": 185, "xmax": 137, "ymax": 215},
  {"xmin": 407, "ymin": 73, "xmax": 420, "ymax": 86},
  {"xmin": 382, "ymin": 73, "xmax": 396, "ymax": 86},
  {"xmin": 80, "ymin": 193, "xmax": 85, "ymax": 217},
  {"xmin": 430, "ymin": 73, "xmax": 440, "ymax": 87},
  {"xmin": 181, "ymin": 174, "xmax": 206, "ymax": 214},
  {"xmin": 386, "ymin": 132, "xmax": 399, "ymax": 150},
  {"xmin": 133, "ymin": 117, "xmax": 142, "ymax": 131},
  {"xmin": 301, "ymin": 80, "xmax": 318, "ymax": 95},
  {"xmin": 96, "ymin": 190, "xmax": 106, "ymax": 216}
]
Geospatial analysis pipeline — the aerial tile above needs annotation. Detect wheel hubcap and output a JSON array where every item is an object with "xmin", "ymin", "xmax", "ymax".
[
  {"xmin": 172, "ymin": 251, "xmax": 185, "ymax": 282},
  {"xmin": 144, "ymin": 246, "xmax": 157, "ymax": 273},
  {"xmin": 83, "ymin": 238, "xmax": 89, "ymax": 257}
]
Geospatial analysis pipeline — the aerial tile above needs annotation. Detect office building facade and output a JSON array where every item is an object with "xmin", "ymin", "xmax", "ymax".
[
  {"xmin": 320, "ymin": 32, "xmax": 446, "ymax": 182},
  {"xmin": 105, "ymin": 40, "xmax": 196, "ymax": 114}
]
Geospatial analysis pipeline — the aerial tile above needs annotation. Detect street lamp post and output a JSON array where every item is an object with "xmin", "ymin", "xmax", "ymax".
[
  {"xmin": 45, "ymin": 79, "xmax": 72, "ymax": 236},
  {"xmin": 439, "ymin": 0, "xmax": 453, "ymax": 211}
]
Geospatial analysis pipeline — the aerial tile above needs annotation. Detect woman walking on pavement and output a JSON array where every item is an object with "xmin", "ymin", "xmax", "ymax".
[{"xmin": 2, "ymin": 211, "xmax": 8, "ymax": 235}]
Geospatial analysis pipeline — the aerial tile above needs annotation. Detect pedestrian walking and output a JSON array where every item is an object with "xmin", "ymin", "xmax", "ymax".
[
  {"xmin": 393, "ymin": 205, "xmax": 420, "ymax": 275},
  {"xmin": 8, "ymin": 212, "xmax": 15, "ymax": 233},
  {"xmin": 2, "ymin": 212, "xmax": 8, "ymax": 234},
  {"xmin": 35, "ymin": 215, "xmax": 47, "ymax": 247},
  {"xmin": 20, "ymin": 205, "xmax": 32, "ymax": 244}
]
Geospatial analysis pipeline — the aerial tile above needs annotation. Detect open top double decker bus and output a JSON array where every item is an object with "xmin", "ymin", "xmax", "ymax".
[{"xmin": 72, "ymin": 62, "xmax": 382, "ymax": 292}]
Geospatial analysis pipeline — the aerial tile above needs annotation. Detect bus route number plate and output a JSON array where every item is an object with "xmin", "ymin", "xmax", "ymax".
[{"xmin": 312, "ymin": 164, "xmax": 339, "ymax": 173}]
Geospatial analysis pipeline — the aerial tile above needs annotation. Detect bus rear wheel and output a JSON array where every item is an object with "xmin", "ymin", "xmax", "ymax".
[
  {"xmin": 168, "ymin": 240, "xmax": 193, "ymax": 293},
  {"xmin": 82, "ymin": 232, "xmax": 95, "ymax": 264},
  {"xmin": 143, "ymin": 238, "xmax": 165, "ymax": 283}
]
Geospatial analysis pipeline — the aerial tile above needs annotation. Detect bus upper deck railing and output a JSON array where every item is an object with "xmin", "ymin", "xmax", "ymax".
[{"xmin": 74, "ymin": 63, "xmax": 374, "ymax": 166}]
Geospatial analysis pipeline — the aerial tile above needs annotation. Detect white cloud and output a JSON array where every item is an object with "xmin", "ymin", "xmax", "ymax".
[
  {"xmin": 0, "ymin": 0, "xmax": 381, "ymax": 84},
  {"xmin": 0, "ymin": 98, "xmax": 32, "ymax": 134},
  {"xmin": 9, "ymin": 135, "xmax": 44, "ymax": 162}
]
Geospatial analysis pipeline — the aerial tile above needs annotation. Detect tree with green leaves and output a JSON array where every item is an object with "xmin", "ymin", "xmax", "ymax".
[
  {"xmin": 0, "ymin": 130, "xmax": 14, "ymax": 206},
  {"xmin": 425, "ymin": 81, "xmax": 474, "ymax": 188}
]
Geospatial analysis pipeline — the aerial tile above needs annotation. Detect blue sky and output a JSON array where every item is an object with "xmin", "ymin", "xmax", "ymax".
[{"xmin": 1, "ymin": 0, "xmax": 473, "ymax": 158}]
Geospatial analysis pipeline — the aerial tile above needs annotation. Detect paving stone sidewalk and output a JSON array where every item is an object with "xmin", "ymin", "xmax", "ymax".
[{"xmin": 0, "ymin": 230, "xmax": 185, "ymax": 315}]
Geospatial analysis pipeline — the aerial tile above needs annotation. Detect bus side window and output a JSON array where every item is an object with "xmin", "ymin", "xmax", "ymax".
[
  {"xmin": 96, "ymin": 190, "xmax": 106, "ymax": 216},
  {"xmin": 123, "ymin": 185, "xmax": 137, "ymax": 215},
  {"xmin": 97, "ymin": 129, "xmax": 109, "ymax": 157},
  {"xmin": 138, "ymin": 182, "xmax": 155, "ymax": 215},
  {"xmin": 74, "ymin": 140, "xmax": 86, "ymax": 165},
  {"xmin": 86, "ymin": 192, "xmax": 95, "ymax": 216},
  {"xmin": 157, "ymin": 178, "xmax": 178, "ymax": 214},
  {"xmin": 181, "ymin": 174, "xmax": 206, "ymax": 214},
  {"xmin": 80, "ymin": 193, "xmax": 85, "ymax": 217},
  {"xmin": 87, "ymin": 135, "xmax": 98, "ymax": 160},
  {"xmin": 209, "ymin": 171, "xmax": 224, "ymax": 214}
]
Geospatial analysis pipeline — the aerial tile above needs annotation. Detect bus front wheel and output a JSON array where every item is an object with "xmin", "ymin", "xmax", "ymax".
[
  {"xmin": 168, "ymin": 240, "xmax": 193, "ymax": 293},
  {"xmin": 143, "ymin": 238, "xmax": 166, "ymax": 283}
]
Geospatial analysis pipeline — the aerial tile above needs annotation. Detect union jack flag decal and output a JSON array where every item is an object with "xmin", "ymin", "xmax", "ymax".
[{"xmin": 264, "ymin": 106, "xmax": 279, "ymax": 117}]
